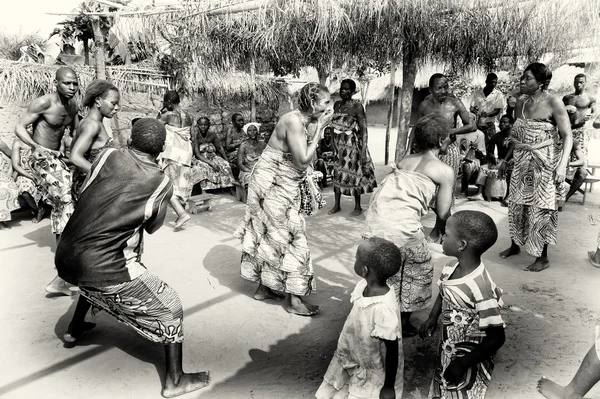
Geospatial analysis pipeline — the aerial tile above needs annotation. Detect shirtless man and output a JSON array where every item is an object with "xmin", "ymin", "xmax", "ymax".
[
  {"xmin": 15, "ymin": 67, "xmax": 79, "ymax": 296},
  {"xmin": 562, "ymin": 74, "xmax": 596, "ymax": 204},
  {"xmin": 412, "ymin": 73, "xmax": 476, "ymax": 242}
]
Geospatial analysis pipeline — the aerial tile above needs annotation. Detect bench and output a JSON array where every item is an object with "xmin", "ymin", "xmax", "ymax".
[
  {"xmin": 186, "ymin": 193, "xmax": 214, "ymax": 213},
  {"xmin": 568, "ymin": 163, "xmax": 600, "ymax": 205}
]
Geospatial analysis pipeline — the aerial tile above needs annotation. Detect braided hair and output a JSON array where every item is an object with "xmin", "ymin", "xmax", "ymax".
[{"xmin": 297, "ymin": 83, "xmax": 329, "ymax": 113}]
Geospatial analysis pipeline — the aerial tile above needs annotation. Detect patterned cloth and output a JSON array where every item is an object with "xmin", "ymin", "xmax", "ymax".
[
  {"xmin": 429, "ymin": 261, "xmax": 504, "ymax": 399},
  {"xmin": 159, "ymin": 125, "xmax": 193, "ymax": 202},
  {"xmin": 572, "ymin": 126, "xmax": 590, "ymax": 166},
  {"xmin": 364, "ymin": 168, "xmax": 437, "ymax": 312},
  {"xmin": 316, "ymin": 279, "xmax": 403, "ymax": 399},
  {"xmin": 234, "ymin": 145, "xmax": 315, "ymax": 296},
  {"xmin": 0, "ymin": 153, "xmax": 20, "ymax": 222},
  {"xmin": 80, "ymin": 270, "xmax": 184, "ymax": 344},
  {"xmin": 14, "ymin": 147, "xmax": 42, "ymax": 204},
  {"xmin": 190, "ymin": 143, "xmax": 235, "ymax": 190},
  {"xmin": 438, "ymin": 142, "xmax": 461, "ymax": 180},
  {"xmin": 331, "ymin": 103, "xmax": 377, "ymax": 196},
  {"xmin": 31, "ymin": 146, "xmax": 74, "ymax": 234},
  {"xmin": 73, "ymin": 139, "xmax": 114, "ymax": 200},
  {"xmin": 508, "ymin": 118, "xmax": 562, "ymax": 257}
]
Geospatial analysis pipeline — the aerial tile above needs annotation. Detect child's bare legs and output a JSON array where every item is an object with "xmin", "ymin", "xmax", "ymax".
[
  {"xmin": 350, "ymin": 194, "xmax": 363, "ymax": 217},
  {"xmin": 328, "ymin": 188, "xmax": 342, "ymax": 215},
  {"xmin": 538, "ymin": 343, "xmax": 600, "ymax": 399},
  {"xmin": 46, "ymin": 234, "xmax": 77, "ymax": 296},
  {"xmin": 525, "ymin": 244, "xmax": 549, "ymax": 272},
  {"xmin": 401, "ymin": 312, "xmax": 418, "ymax": 338},
  {"xmin": 170, "ymin": 197, "xmax": 190, "ymax": 231},
  {"xmin": 21, "ymin": 192, "xmax": 44, "ymax": 223},
  {"xmin": 162, "ymin": 342, "xmax": 210, "ymax": 398},
  {"xmin": 285, "ymin": 293, "xmax": 319, "ymax": 316}
]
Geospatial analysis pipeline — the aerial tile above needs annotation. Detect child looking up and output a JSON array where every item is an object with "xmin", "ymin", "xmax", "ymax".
[
  {"xmin": 420, "ymin": 210, "xmax": 505, "ymax": 399},
  {"xmin": 316, "ymin": 237, "xmax": 403, "ymax": 399}
]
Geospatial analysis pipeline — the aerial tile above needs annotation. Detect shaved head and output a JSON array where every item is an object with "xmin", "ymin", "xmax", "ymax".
[{"xmin": 56, "ymin": 67, "xmax": 77, "ymax": 81}]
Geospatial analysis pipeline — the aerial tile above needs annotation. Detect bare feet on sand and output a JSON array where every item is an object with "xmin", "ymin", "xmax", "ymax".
[
  {"xmin": 537, "ymin": 376, "xmax": 572, "ymax": 399},
  {"xmin": 174, "ymin": 213, "xmax": 191, "ymax": 231},
  {"xmin": 63, "ymin": 321, "xmax": 96, "ymax": 343},
  {"xmin": 32, "ymin": 207, "xmax": 45, "ymax": 223},
  {"xmin": 525, "ymin": 257, "xmax": 550, "ymax": 272},
  {"xmin": 588, "ymin": 251, "xmax": 600, "ymax": 268},
  {"xmin": 350, "ymin": 208, "xmax": 363, "ymax": 217},
  {"xmin": 285, "ymin": 295, "xmax": 320, "ymax": 316},
  {"xmin": 162, "ymin": 372, "xmax": 210, "ymax": 398},
  {"xmin": 46, "ymin": 277, "xmax": 78, "ymax": 296},
  {"xmin": 253, "ymin": 285, "xmax": 285, "ymax": 301},
  {"xmin": 499, "ymin": 245, "xmax": 520, "ymax": 259},
  {"xmin": 328, "ymin": 206, "xmax": 341, "ymax": 215}
]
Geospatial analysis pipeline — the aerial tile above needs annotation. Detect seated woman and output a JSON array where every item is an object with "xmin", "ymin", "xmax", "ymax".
[
  {"xmin": 191, "ymin": 117, "xmax": 235, "ymax": 191},
  {"xmin": 237, "ymin": 123, "xmax": 266, "ymax": 189},
  {"xmin": 315, "ymin": 126, "xmax": 336, "ymax": 188},
  {"xmin": 11, "ymin": 138, "xmax": 45, "ymax": 222},
  {"xmin": 224, "ymin": 113, "xmax": 247, "ymax": 169}
]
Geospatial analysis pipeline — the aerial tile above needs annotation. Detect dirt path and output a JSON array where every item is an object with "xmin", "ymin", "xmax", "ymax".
[{"xmin": 1, "ymin": 126, "xmax": 599, "ymax": 399}]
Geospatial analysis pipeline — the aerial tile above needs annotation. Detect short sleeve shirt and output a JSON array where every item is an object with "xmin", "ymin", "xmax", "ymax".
[{"xmin": 471, "ymin": 88, "xmax": 506, "ymax": 125}]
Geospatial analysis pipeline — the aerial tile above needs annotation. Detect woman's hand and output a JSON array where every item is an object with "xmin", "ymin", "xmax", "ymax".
[
  {"xmin": 554, "ymin": 164, "xmax": 567, "ymax": 184},
  {"xmin": 379, "ymin": 386, "xmax": 395, "ymax": 399},
  {"xmin": 419, "ymin": 317, "xmax": 438, "ymax": 339}
]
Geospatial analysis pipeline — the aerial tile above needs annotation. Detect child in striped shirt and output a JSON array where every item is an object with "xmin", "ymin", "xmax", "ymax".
[{"xmin": 420, "ymin": 210, "xmax": 505, "ymax": 399}]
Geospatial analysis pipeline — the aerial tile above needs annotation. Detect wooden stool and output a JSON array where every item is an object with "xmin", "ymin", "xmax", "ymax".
[
  {"xmin": 484, "ymin": 169, "xmax": 507, "ymax": 200},
  {"xmin": 186, "ymin": 193, "xmax": 214, "ymax": 213}
]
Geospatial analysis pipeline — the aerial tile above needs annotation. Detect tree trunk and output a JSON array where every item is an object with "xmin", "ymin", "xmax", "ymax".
[
  {"xmin": 250, "ymin": 58, "xmax": 256, "ymax": 121},
  {"xmin": 83, "ymin": 38, "xmax": 90, "ymax": 66},
  {"xmin": 92, "ymin": 18, "xmax": 107, "ymax": 80},
  {"xmin": 395, "ymin": 49, "xmax": 417, "ymax": 162},
  {"xmin": 384, "ymin": 62, "xmax": 396, "ymax": 166},
  {"xmin": 361, "ymin": 80, "xmax": 370, "ymax": 109}
]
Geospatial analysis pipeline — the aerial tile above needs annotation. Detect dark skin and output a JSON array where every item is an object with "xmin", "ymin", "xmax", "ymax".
[
  {"xmin": 565, "ymin": 139, "xmax": 587, "ymax": 202},
  {"xmin": 562, "ymin": 76, "xmax": 596, "ymax": 129},
  {"xmin": 328, "ymin": 81, "xmax": 371, "ymax": 217},
  {"xmin": 11, "ymin": 139, "xmax": 45, "ymax": 222},
  {"xmin": 470, "ymin": 77, "xmax": 503, "ymax": 123},
  {"xmin": 65, "ymin": 145, "xmax": 210, "ymax": 398},
  {"xmin": 419, "ymin": 217, "xmax": 505, "ymax": 387},
  {"xmin": 499, "ymin": 69, "xmax": 573, "ymax": 272},
  {"xmin": 354, "ymin": 242, "xmax": 399, "ymax": 399},
  {"xmin": 193, "ymin": 118, "xmax": 228, "ymax": 171},
  {"xmin": 225, "ymin": 115, "xmax": 246, "ymax": 151},
  {"xmin": 237, "ymin": 125, "xmax": 266, "ymax": 173}
]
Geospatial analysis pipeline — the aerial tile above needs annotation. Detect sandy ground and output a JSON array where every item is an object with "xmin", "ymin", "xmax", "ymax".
[{"xmin": 1, "ymin": 125, "xmax": 600, "ymax": 399}]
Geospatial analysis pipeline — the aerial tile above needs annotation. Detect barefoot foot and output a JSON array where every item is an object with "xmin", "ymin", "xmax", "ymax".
[
  {"xmin": 525, "ymin": 257, "xmax": 550, "ymax": 272},
  {"xmin": 328, "ymin": 206, "xmax": 341, "ymax": 215},
  {"xmin": 349, "ymin": 208, "xmax": 363, "ymax": 217},
  {"xmin": 253, "ymin": 285, "xmax": 285, "ymax": 301},
  {"xmin": 63, "ymin": 321, "xmax": 96, "ymax": 343},
  {"xmin": 537, "ymin": 376, "xmax": 567, "ymax": 399},
  {"xmin": 162, "ymin": 371, "xmax": 210, "ymax": 398},
  {"xmin": 468, "ymin": 193, "xmax": 484, "ymax": 201},
  {"xmin": 32, "ymin": 206, "xmax": 46, "ymax": 223},
  {"xmin": 46, "ymin": 277, "xmax": 78, "ymax": 296},
  {"xmin": 499, "ymin": 245, "xmax": 520, "ymax": 259},
  {"xmin": 174, "ymin": 213, "xmax": 191, "ymax": 231},
  {"xmin": 285, "ymin": 295, "xmax": 320, "ymax": 316},
  {"xmin": 588, "ymin": 251, "xmax": 600, "ymax": 268}
]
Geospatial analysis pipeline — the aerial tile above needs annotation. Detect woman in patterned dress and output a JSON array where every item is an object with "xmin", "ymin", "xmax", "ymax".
[
  {"xmin": 69, "ymin": 80, "xmax": 118, "ymax": 200},
  {"xmin": 234, "ymin": 83, "xmax": 333, "ymax": 316},
  {"xmin": 11, "ymin": 138, "xmax": 45, "ymax": 222},
  {"xmin": 191, "ymin": 117, "xmax": 235, "ymax": 190},
  {"xmin": 328, "ymin": 79, "xmax": 377, "ymax": 217},
  {"xmin": 0, "ymin": 140, "xmax": 20, "ymax": 227},
  {"xmin": 498, "ymin": 63, "xmax": 572, "ymax": 272},
  {"xmin": 237, "ymin": 122, "xmax": 266, "ymax": 188}
]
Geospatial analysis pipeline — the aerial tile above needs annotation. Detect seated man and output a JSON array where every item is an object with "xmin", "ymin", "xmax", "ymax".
[
  {"xmin": 468, "ymin": 114, "xmax": 514, "ymax": 203},
  {"xmin": 55, "ymin": 118, "xmax": 210, "ymax": 398},
  {"xmin": 459, "ymin": 114, "xmax": 487, "ymax": 196},
  {"xmin": 315, "ymin": 126, "xmax": 336, "ymax": 189}
]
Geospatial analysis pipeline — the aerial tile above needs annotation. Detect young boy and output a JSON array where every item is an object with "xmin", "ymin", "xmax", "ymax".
[
  {"xmin": 420, "ymin": 210, "xmax": 505, "ymax": 398},
  {"xmin": 55, "ymin": 118, "xmax": 209, "ymax": 398}
]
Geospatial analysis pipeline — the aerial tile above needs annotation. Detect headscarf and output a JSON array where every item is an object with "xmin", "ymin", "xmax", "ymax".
[{"xmin": 243, "ymin": 122, "xmax": 261, "ymax": 136}]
